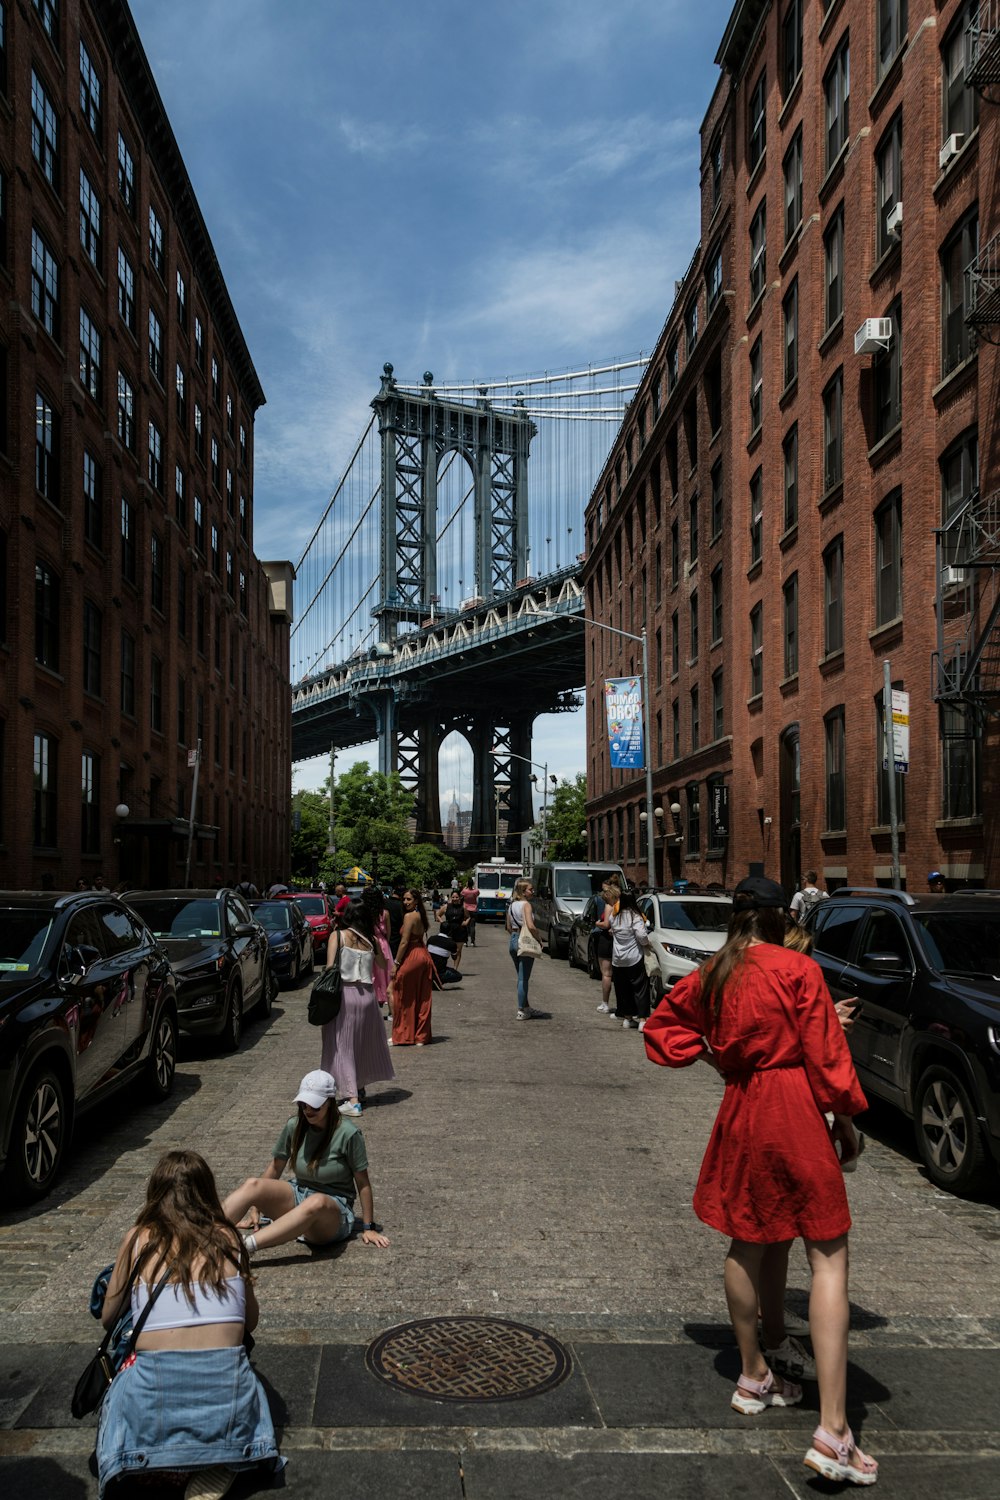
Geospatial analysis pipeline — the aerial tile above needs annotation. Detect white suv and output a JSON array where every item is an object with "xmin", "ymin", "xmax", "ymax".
[{"xmin": 638, "ymin": 891, "xmax": 732, "ymax": 991}]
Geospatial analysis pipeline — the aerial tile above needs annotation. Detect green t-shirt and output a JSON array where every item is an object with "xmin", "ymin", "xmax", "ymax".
[{"xmin": 273, "ymin": 1115, "xmax": 368, "ymax": 1201}]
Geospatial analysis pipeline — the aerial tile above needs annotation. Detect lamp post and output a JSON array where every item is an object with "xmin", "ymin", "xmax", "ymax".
[
  {"xmin": 490, "ymin": 746, "xmax": 557, "ymax": 857},
  {"xmin": 639, "ymin": 805, "xmax": 665, "ymax": 885},
  {"xmin": 537, "ymin": 613, "xmax": 656, "ymax": 888}
]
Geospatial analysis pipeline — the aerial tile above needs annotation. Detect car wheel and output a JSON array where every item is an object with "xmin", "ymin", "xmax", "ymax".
[
  {"xmin": 221, "ymin": 977, "xmax": 243, "ymax": 1052},
  {"xmin": 260, "ymin": 966, "xmax": 277, "ymax": 1018},
  {"xmin": 587, "ymin": 942, "xmax": 600, "ymax": 981},
  {"xmin": 3, "ymin": 1067, "xmax": 68, "ymax": 1204},
  {"xmin": 914, "ymin": 1065, "xmax": 992, "ymax": 1195},
  {"xmin": 567, "ymin": 936, "xmax": 578, "ymax": 969},
  {"xmin": 549, "ymin": 930, "xmax": 566, "ymax": 960},
  {"xmin": 147, "ymin": 1009, "xmax": 178, "ymax": 1100},
  {"xmin": 290, "ymin": 952, "xmax": 300, "ymax": 988}
]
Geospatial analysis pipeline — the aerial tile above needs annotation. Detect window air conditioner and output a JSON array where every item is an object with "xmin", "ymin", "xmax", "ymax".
[
  {"xmin": 854, "ymin": 318, "xmax": 893, "ymax": 355},
  {"xmin": 939, "ymin": 134, "xmax": 965, "ymax": 170},
  {"xmin": 941, "ymin": 565, "xmax": 968, "ymax": 588},
  {"xmin": 886, "ymin": 203, "xmax": 903, "ymax": 236}
]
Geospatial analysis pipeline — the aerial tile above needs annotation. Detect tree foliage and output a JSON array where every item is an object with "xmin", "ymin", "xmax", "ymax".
[{"xmin": 542, "ymin": 774, "xmax": 588, "ymax": 860}]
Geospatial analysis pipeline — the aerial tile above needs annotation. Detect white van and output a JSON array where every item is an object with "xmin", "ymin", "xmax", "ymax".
[{"xmin": 530, "ymin": 861, "xmax": 628, "ymax": 958}]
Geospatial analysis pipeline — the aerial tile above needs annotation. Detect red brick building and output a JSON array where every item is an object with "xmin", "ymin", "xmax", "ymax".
[
  {"xmin": 0, "ymin": 0, "xmax": 293, "ymax": 890},
  {"xmin": 584, "ymin": 0, "xmax": 998, "ymax": 893}
]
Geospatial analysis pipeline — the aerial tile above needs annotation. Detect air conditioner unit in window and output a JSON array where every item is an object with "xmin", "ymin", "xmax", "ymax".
[
  {"xmin": 941, "ymin": 565, "xmax": 969, "ymax": 588},
  {"xmin": 939, "ymin": 134, "xmax": 965, "ymax": 170},
  {"xmin": 886, "ymin": 203, "xmax": 903, "ymax": 236},
  {"xmin": 854, "ymin": 318, "xmax": 893, "ymax": 355}
]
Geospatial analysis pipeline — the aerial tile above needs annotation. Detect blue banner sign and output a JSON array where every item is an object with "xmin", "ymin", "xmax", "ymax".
[{"xmin": 605, "ymin": 677, "xmax": 645, "ymax": 769}]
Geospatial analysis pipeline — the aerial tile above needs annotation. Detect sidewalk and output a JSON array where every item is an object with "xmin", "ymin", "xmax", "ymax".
[{"xmin": 2, "ymin": 924, "xmax": 999, "ymax": 1495}]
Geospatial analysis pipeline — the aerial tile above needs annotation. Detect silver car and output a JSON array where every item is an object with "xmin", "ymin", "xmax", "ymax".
[{"xmin": 638, "ymin": 891, "xmax": 733, "ymax": 991}]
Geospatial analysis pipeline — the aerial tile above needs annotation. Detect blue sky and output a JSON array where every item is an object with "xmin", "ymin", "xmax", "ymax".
[{"xmin": 130, "ymin": 0, "xmax": 728, "ymax": 811}]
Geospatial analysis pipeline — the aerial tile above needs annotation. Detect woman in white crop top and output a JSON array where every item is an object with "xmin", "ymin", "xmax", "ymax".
[
  {"xmin": 320, "ymin": 900, "xmax": 394, "ymax": 1116},
  {"xmin": 96, "ymin": 1149, "xmax": 279, "ymax": 1500}
]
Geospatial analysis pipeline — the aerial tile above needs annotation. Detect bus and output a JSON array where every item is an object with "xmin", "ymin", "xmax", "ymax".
[{"xmin": 472, "ymin": 861, "xmax": 525, "ymax": 922}]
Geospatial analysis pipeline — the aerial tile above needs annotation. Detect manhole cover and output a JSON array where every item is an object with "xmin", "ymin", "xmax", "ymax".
[{"xmin": 365, "ymin": 1315, "xmax": 572, "ymax": 1402}]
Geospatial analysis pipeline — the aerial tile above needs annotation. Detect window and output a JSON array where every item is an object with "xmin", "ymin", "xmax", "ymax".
[
  {"xmin": 176, "ymin": 363, "xmax": 187, "ymax": 426},
  {"xmin": 689, "ymin": 492, "xmax": 699, "ymax": 563},
  {"xmin": 120, "ymin": 629, "xmax": 135, "ymax": 715},
  {"xmin": 148, "ymin": 421, "xmax": 163, "ymax": 493},
  {"xmin": 672, "ymin": 699, "xmax": 680, "ymax": 758},
  {"xmin": 876, "ymin": 685, "xmax": 907, "ymax": 823},
  {"xmin": 175, "ymin": 465, "xmax": 186, "ymax": 528},
  {"xmin": 783, "ymin": 573, "xmax": 798, "ymax": 678},
  {"xmin": 151, "ymin": 531, "xmax": 164, "ymax": 612},
  {"xmin": 670, "ymin": 520, "xmax": 679, "ymax": 587},
  {"xmin": 783, "ymin": 130, "xmax": 803, "ymax": 244},
  {"xmin": 79, "ymin": 39, "xmax": 102, "ymax": 138},
  {"xmin": 667, "ymin": 339, "xmax": 679, "ymax": 390},
  {"xmin": 749, "ymin": 339, "xmax": 763, "ymax": 434},
  {"xmin": 712, "ymin": 669, "xmax": 724, "ymax": 739},
  {"xmin": 81, "ymin": 749, "xmax": 100, "ymax": 854},
  {"xmin": 176, "ymin": 268, "xmax": 187, "ymax": 329},
  {"xmin": 211, "ymin": 435, "xmax": 220, "ymax": 489},
  {"xmin": 671, "ymin": 611, "xmax": 679, "ymax": 676},
  {"xmin": 121, "ymin": 497, "xmax": 136, "ymax": 583},
  {"xmin": 211, "ymin": 356, "xmax": 220, "ymax": 406},
  {"xmin": 942, "ymin": 209, "xmax": 978, "ymax": 375},
  {"xmin": 148, "ymin": 308, "xmax": 163, "ymax": 384},
  {"xmin": 194, "ymin": 314, "xmax": 204, "ymax": 369},
  {"xmin": 782, "ymin": 0, "xmax": 802, "ymax": 95},
  {"xmin": 710, "ymin": 130, "xmax": 722, "ymax": 211},
  {"xmin": 824, "ymin": 208, "xmax": 844, "ymax": 327},
  {"xmin": 874, "ymin": 298, "xmax": 902, "ymax": 439},
  {"xmin": 782, "ymin": 280, "xmax": 798, "ymax": 389},
  {"xmin": 783, "ymin": 425, "xmax": 798, "ymax": 529},
  {"xmin": 749, "ymin": 603, "xmax": 763, "ymax": 697},
  {"xmin": 941, "ymin": 701, "xmax": 980, "ymax": 818},
  {"xmin": 239, "ymin": 492, "xmax": 248, "ymax": 541},
  {"xmin": 705, "ymin": 359, "xmax": 722, "ymax": 434},
  {"xmin": 211, "ymin": 524, "xmax": 220, "ymax": 577},
  {"xmin": 689, "ymin": 590, "xmax": 699, "ymax": 661},
  {"xmin": 226, "ymin": 549, "xmax": 235, "ymax": 599},
  {"xmin": 686, "ymin": 784, "xmax": 700, "ymax": 854},
  {"xmin": 30, "ymin": 70, "xmax": 59, "ymax": 190},
  {"xmin": 823, "ymin": 536, "xmax": 844, "ymax": 654},
  {"xmin": 685, "ymin": 298, "xmax": 698, "ymax": 355},
  {"xmin": 823, "ymin": 369, "xmax": 843, "ymax": 490},
  {"xmin": 117, "ymin": 245, "xmax": 135, "ymax": 332},
  {"xmin": 150, "ymin": 655, "xmax": 162, "ymax": 732},
  {"xmin": 31, "ymin": 227, "xmax": 59, "ymax": 338},
  {"xmin": 690, "ymin": 687, "xmax": 700, "ymax": 751},
  {"xmin": 117, "ymin": 369, "xmax": 135, "ymax": 451},
  {"xmin": 194, "ymin": 495, "xmax": 204, "ymax": 553},
  {"xmin": 875, "ymin": 489, "xmax": 902, "ymax": 625},
  {"xmin": 194, "ymin": 401, "xmax": 204, "ymax": 461},
  {"xmin": 35, "ymin": 561, "xmax": 59, "ymax": 668},
  {"xmin": 749, "ymin": 202, "xmax": 766, "ymax": 303},
  {"xmin": 177, "ymin": 564, "xmax": 188, "ymax": 638},
  {"xmin": 711, "ymin": 565, "xmax": 723, "ymax": 643},
  {"xmin": 177, "ymin": 675, "xmax": 187, "ymax": 742},
  {"xmin": 117, "ymin": 131, "xmax": 135, "ymax": 216},
  {"xmin": 748, "ymin": 68, "xmax": 766, "ymax": 172},
  {"xmin": 83, "ymin": 450, "xmax": 102, "ymax": 546},
  {"xmin": 239, "ymin": 422, "xmax": 247, "ymax": 468},
  {"xmin": 226, "ymin": 392, "xmax": 234, "ymax": 439},
  {"xmin": 32, "ymin": 0, "xmax": 58, "ymax": 43},
  {"xmin": 149, "ymin": 205, "xmax": 164, "ymax": 278},
  {"xmin": 825, "ymin": 37, "xmax": 850, "ymax": 168},
  {"xmin": 79, "ymin": 169, "xmax": 102, "ymax": 269},
  {"xmin": 33, "ymin": 732, "xmax": 58, "ymax": 848},
  {"xmin": 706, "ymin": 243, "xmax": 723, "ymax": 310},
  {"xmin": 941, "ymin": 430, "xmax": 978, "ymax": 529},
  {"xmin": 79, "ymin": 308, "xmax": 101, "ymax": 402},
  {"xmin": 824, "ymin": 708, "xmax": 846, "ymax": 830},
  {"xmin": 35, "ymin": 391, "xmax": 59, "ymax": 502},
  {"xmin": 711, "ymin": 461, "xmax": 723, "ymax": 538},
  {"xmin": 238, "ymin": 570, "xmax": 247, "ymax": 616},
  {"xmin": 196, "ymin": 591, "xmax": 205, "ymax": 654},
  {"xmin": 876, "ymin": 113, "xmax": 902, "ymax": 259},
  {"xmin": 83, "ymin": 600, "xmax": 101, "ymax": 695},
  {"xmin": 942, "ymin": 2, "xmax": 979, "ymax": 141},
  {"xmin": 749, "ymin": 467, "xmax": 763, "ymax": 565},
  {"xmin": 878, "ymin": 0, "xmax": 907, "ymax": 78}
]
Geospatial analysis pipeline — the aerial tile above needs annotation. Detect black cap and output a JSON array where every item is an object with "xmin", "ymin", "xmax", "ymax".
[
  {"xmin": 928, "ymin": 870, "xmax": 943, "ymax": 882},
  {"xmin": 733, "ymin": 876, "xmax": 788, "ymax": 909}
]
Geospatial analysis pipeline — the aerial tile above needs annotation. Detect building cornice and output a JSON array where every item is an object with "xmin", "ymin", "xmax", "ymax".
[{"xmin": 716, "ymin": 0, "xmax": 770, "ymax": 76}]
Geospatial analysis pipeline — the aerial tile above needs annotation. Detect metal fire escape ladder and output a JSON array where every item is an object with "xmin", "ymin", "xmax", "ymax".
[
  {"xmin": 967, "ymin": 0, "xmax": 1000, "ymax": 94},
  {"xmin": 934, "ymin": 489, "xmax": 1000, "ymax": 711}
]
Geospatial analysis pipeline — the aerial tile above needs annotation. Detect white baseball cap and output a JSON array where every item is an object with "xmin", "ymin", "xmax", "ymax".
[{"xmin": 294, "ymin": 1070, "xmax": 336, "ymax": 1108}]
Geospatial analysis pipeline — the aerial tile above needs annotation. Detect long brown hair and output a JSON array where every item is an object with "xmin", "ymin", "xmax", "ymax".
[
  {"xmin": 129, "ymin": 1149, "xmax": 248, "ymax": 1301},
  {"xmin": 700, "ymin": 906, "xmax": 788, "ymax": 1021},
  {"xmin": 288, "ymin": 1100, "xmax": 338, "ymax": 1174},
  {"xmin": 406, "ymin": 888, "xmax": 429, "ymax": 932}
]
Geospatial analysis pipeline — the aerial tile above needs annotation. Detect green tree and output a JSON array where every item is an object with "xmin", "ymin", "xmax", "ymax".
[
  {"xmin": 290, "ymin": 790, "xmax": 332, "ymax": 882},
  {"xmin": 542, "ymin": 774, "xmax": 588, "ymax": 860},
  {"xmin": 328, "ymin": 762, "xmax": 413, "ymax": 884}
]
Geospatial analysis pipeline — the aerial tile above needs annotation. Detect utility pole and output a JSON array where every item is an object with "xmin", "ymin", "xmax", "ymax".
[
  {"xmin": 883, "ymin": 660, "xmax": 901, "ymax": 889},
  {"xmin": 327, "ymin": 744, "xmax": 337, "ymax": 856},
  {"xmin": 184, "ymin": 740, "xmax": 201, "ymax": 890}
]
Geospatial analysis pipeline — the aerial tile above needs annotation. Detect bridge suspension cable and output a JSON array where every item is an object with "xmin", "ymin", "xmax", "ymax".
[{"xmin": 392, "ymin": 355, "xmax": 650, "ymax": 393}]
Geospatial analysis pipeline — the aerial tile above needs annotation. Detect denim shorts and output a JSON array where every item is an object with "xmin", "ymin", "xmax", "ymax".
[{"xmin": 290, "ymin": 1181, "xmax": 355, "ymax": 1242}]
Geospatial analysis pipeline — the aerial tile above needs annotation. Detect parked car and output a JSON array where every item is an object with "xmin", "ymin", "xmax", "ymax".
[
  {"xmin": 250, "ymin": 899, "xmax": 313, "ymax": 985},
  {"xmin": 277, "ymin": 891, "xmax": 334, "ymax": 958},
  {"xmin": 803, "ymin": 887, "xmax": 1000, "ymax": 1195},
  {"xmin": 0, "ymin": 891, "xmax": 179, "ymax": 1203},
  {"xmin": 531, "ymin": 862, "xmax": 629, "ymax": 958},
  {"xmin": 125, "ymin": 889, "xmax": 275, "ymax": 1051},
  {"xmin": 638, "ymin": 891, "xmax": 733, "ymax": 991}
]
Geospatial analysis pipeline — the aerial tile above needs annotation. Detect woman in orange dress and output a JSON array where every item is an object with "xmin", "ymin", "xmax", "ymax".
[
  {"xmin": 390, "ymin": 889, "xmax": 434, "ymax": 1047},
  {"xmin": 643, "ymin": 876, "xmax": 877, "ymax": 1488}
]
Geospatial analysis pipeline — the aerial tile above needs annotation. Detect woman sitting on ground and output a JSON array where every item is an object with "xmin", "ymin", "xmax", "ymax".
[
  {"xmin": 96, "ymin": 1149, "xmax": 280, "ymax": 1500},
  {"xmin": 223, "ymin": 1070, "xmax": 390, "ymax": 1255}
]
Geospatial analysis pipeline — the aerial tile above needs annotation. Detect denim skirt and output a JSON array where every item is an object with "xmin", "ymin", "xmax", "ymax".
[{"xmin": 96, "ymin": 1346, "xmax": 280, "ymax": 1495}]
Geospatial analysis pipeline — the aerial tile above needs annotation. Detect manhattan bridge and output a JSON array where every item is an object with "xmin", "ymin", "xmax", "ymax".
[{"xmin": 290, "ymin": 357, "xmax": 648, "ymax": 856}]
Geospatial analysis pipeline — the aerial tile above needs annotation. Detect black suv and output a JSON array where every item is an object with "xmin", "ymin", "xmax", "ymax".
[
  {"xmin": 0, "ymin": 892, "xmax": 179, "ymax": 1203},
  {"xmin": 804, "ymin": 888, "xmax": 1000, "ymax": 1195}
]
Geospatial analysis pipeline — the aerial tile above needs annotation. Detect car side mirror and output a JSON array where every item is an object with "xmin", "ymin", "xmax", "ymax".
[
  {"xmin": 232, "ymin": 922, "xmax": 257, "ymax": 938},
  {"xmin": 861, "ymin": 950, "xmax": 910, "ymax": 976}
]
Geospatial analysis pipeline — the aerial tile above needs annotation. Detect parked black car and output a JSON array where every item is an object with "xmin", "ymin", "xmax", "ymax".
[
  {"xmin": 125, "ymin": 889, "xmax": 275, "ymax": 1050},
  {"xmin": 0, "ymin": 892, "xmax": 179, "ymax": 1203},
  {"xmin": 803, "ymin": 887, "xmax": 1000, "ymax": 1195},
  {"xmin": 250, "ymin": 899, "xmax": 314, "ymax": 985}
]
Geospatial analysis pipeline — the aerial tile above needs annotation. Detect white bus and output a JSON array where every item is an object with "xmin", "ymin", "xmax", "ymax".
[{"xmin": 472, "ymin": 861, "xmax": 525, "ymax": 922}]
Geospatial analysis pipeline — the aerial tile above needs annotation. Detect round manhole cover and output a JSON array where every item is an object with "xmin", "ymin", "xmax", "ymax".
[{"xmin": 365, "ymin": 1315, "xmax": 572, "ymax": 1403}]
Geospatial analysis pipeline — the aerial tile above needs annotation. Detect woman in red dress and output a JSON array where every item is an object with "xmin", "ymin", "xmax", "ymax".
[
  {"xmin": 643, "ymin": 876, "xmax": 877, "ymax": 1487},
  {"xmin": 390, "ymin": 889, "xmax": 434, "ymax": 1046}
]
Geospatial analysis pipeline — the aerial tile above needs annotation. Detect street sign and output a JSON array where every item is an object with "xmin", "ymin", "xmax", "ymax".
[
  {"xmin": 710, "ymin": 781, "xmax": 730, "ymax": 839},
  {"xmin": 882, "ymin": 689, "xmax": 909, "ymax": 774},
  {"xmin": 187, "ymin": 747, "xmax": 199, "ymax": 768}
]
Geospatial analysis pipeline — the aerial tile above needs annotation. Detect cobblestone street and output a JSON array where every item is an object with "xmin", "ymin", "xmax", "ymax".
[{"xmin": 2, "ymin": 926, "xmax": 999, "ymax": 1496}]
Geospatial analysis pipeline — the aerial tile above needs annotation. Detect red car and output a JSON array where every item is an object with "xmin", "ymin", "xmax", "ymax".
[{"xmin": 277, "ymin": 891, "xmax": 333, "ymax": 957}]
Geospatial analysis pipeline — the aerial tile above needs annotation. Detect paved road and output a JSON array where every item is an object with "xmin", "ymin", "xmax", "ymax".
[{"xmin": 2, "ymin": 924, "xmax": 999, "ymax": 1495}]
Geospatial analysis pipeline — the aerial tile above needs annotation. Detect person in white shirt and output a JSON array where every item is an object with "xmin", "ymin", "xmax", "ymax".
[{"xmin": 790, "ymin": 872, "xmax": 827, "ymax": 924}]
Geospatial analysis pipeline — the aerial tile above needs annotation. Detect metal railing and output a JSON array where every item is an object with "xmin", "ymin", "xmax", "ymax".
[
  {"xmin": 966, "ymin": 230, "xmax": 1000, "ymax": 330},
  {"xmin": 968, "ymin": 0, "xmax": 1000, "ymax": 88}
]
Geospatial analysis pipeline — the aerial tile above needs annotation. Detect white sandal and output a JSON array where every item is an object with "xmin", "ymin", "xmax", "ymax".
[
  {"xmin": 804, "ymin": 1425, "xmax": 878, "ymax": 1486},
  {"xmin": 731, "ymin": 1367, "xmax": 802, "ymax": 1414}
]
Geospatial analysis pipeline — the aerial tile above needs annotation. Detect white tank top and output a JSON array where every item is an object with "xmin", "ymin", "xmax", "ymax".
[
  {"xmin": 132, "ymin": 1274, "xmax": 246, "ymax": 1330},
  {"xmin": 339, "ymin": 931, "xmax": 374, "ymax": 985}
]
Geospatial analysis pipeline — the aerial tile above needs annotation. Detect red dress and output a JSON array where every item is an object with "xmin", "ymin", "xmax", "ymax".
[{"xmin": 643, "ymin": 943, "xmax": 867, "ymax": 1243}]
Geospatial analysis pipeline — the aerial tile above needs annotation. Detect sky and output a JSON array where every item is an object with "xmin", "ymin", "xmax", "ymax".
[{"xmin": 129, "ymin": 0, "xmax": 728, "ymax": 815}]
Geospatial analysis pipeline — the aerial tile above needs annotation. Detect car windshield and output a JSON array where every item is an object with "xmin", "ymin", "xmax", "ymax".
[
  {"xmin": 254, "ymin": 904, "xmax": 292, "ymax": 932},
  {"xmin": 555, "ymin": 870, "xmax": 621, "ymax": 899},
  {"xmin": 294, "ymin": 896, "xmax": 326, "ymax": 916},
  {"xmin": 657, "ymin": 900, "xmax": 732, "ymax": 932},
  {"xmin": 128, "ymin": 898, "xmax": 222, "ymax": 940},
  {"xmin": 478, "ymin": 873, "xmax": 500, "ymax": 890},
  {"xmin": 912, "ymin": 912, "xmax": 1000, "ymax": 979},
  {"xmin": 0, "ymin": 909, "xmax": 54, "ymax": 976}
]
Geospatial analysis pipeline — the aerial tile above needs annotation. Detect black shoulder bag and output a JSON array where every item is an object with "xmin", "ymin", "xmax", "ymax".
[
  {"xmin": 71, "ymin": 1263, "xmax": 172, "ymax": 1419},
  {"xmin": 308, "ymin": 931, "xmax": 343, "ymax": 1026}
]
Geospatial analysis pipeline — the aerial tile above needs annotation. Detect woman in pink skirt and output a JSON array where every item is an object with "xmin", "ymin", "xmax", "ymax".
[
  {"xmin": 364, "ymin": 887, "xmax": 394, "ymax": 1020},
  {"xmin": 321, "ymin": 901, "xmax": 395, "ymax": 1117}
]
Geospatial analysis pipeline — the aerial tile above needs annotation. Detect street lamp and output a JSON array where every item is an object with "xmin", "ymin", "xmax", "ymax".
[
  {"xmin": 536, "ymin": 611, "xmax": 656, "ymax": 888},
  {"xmin": 490, "ymin": 746, "xmax": 557, "ymax": 857}
]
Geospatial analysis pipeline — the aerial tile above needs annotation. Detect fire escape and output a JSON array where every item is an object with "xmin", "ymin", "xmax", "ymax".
[{"xmin": 933, "ymin": 3, "xmax": 1000, "ymax": 722}]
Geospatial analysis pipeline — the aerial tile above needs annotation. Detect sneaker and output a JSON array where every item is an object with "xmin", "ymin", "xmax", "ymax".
[
  {"xmin": 596, "ymin": 1001, "xmax": 610, "ymax": 1013},
  {"xmin": 764, "ymin": 1334, "xmax": 816, "ymax": 1382},
  {"xmin": 622, "ymin": 1017, "xmax": 639, "ymax": 1029},
  {"xmin": 338, "ymin": 1100, "xmax": 362, "ymax": 1117},
  {"xmin": 516, "ymin": 1007, "xmax": 539, "ymax": 1020},
  {"xmin": 637, "ymin": 1019, "xmax": 647, "ymax": 1032}
]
